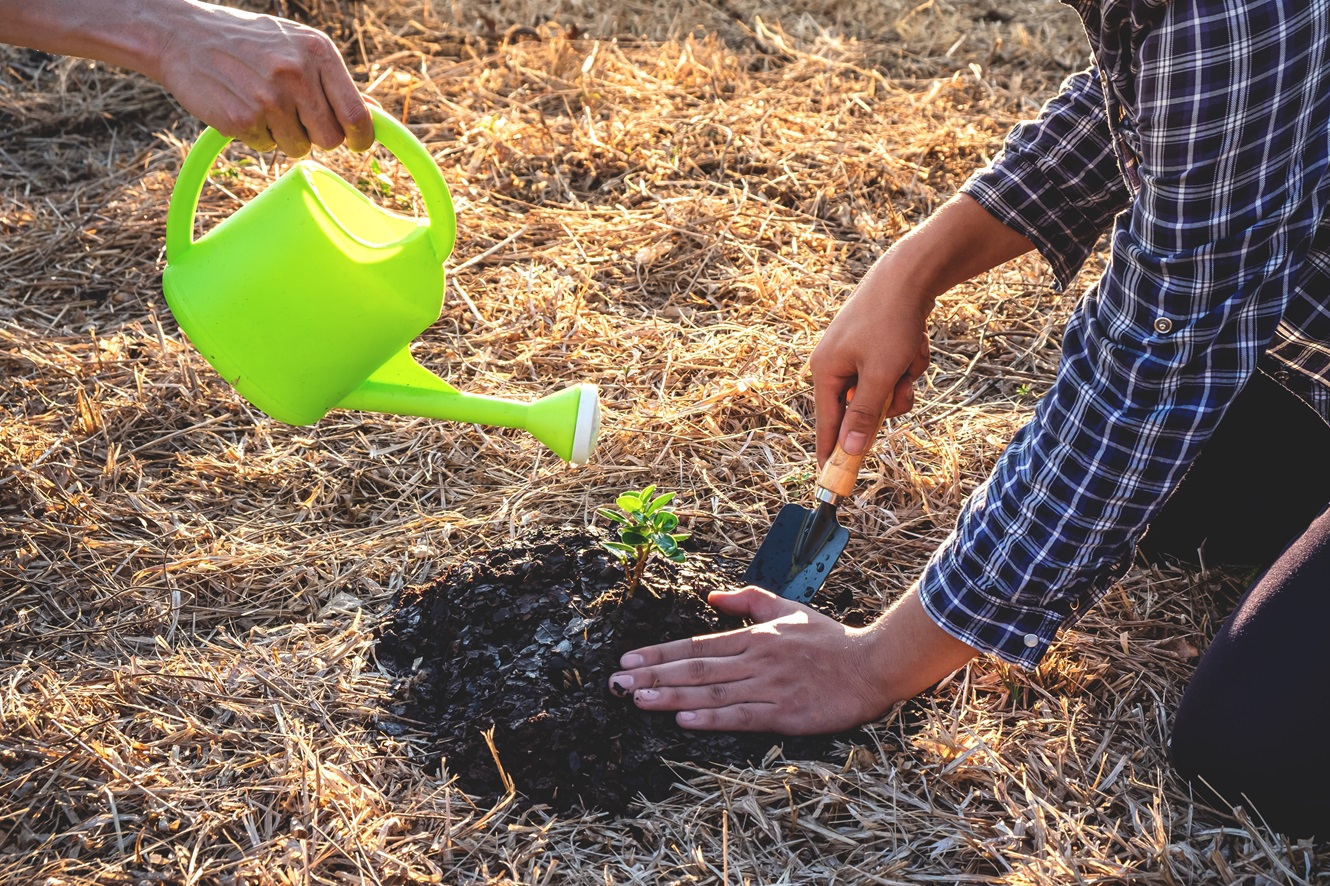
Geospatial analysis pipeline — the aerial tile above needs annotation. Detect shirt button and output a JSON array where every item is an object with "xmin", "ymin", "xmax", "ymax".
[
  {"xmin": 1273, "ymin": 370, "xmax": 1291, "ymax": 384},
  {"xmin": 1152, "ymin": 317, "xmax": 1174, "ymax": 334},
  {"xmin": 1023, "ymin": 633, "xmax": 1039, "ymax": 648}
]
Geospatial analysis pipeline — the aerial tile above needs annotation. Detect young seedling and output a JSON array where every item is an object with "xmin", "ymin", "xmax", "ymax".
[{"xmin": 598, "ymin": 485, "xmax": 689, "ymax": 599}]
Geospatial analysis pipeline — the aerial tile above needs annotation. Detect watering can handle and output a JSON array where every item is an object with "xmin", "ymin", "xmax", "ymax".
[{"xmin": 165, "ymin": 106, "xmax": 457, "ymax": 263}]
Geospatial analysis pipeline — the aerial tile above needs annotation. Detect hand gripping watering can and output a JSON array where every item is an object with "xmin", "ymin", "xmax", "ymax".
[{"xmin": 161, "ymin": 107, "xmax": 600, "ymax": 464}]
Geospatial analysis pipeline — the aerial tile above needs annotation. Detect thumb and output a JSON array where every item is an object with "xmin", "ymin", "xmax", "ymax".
[
  {"xmin": 838, "ymin": 384, "xmax": 891, "ymax": 456},
  {"xmin": 709, "ymin": 586, "xmax": 809, "ymax": 621}
]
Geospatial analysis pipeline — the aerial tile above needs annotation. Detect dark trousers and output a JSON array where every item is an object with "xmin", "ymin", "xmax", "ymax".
[{"xmin": 1139, "ymin": 372, "xmax": 1330, "ymax": 838}]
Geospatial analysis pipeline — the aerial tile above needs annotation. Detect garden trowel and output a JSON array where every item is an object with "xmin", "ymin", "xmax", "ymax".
[{"xmin": 743, "ymin": 432, "xmax": 878, "ymax": 604}]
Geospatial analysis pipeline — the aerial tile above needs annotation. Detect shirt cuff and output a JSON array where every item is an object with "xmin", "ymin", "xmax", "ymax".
[
  {"xmin": 916, "ymin": 537, "xmax": 1068, "ymax": 669},
  {"xmin": 960, "ymin": 158, "xmax": 1109, "ymax": 291},
  {"xmin": 915, "ymin": 517, "xmax": 1132, "ymax": 669}
]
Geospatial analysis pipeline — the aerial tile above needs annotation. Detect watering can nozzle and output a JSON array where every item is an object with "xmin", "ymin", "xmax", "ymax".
[
  {"xmin": 526, "ymin": 383, "xmax": 601, "ymax": 466},
  {"xmin": 333, "ymin": 353, "xmax": 601, "ymax": 464}
]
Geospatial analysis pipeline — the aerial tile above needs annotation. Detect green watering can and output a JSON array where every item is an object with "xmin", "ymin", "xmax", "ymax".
[{"xmin": 162, "ymin": 106, "xmax": 600, "ymax": 464}]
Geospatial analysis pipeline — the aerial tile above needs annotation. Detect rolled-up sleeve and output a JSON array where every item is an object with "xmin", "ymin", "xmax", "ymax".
[
  {"xmin": 921, "ymin": 0, "xmax": 1330, "ymax": 668},
  {"xmin": 961, "ymin": 68, "xmax": 1132, "ymax": 288}
]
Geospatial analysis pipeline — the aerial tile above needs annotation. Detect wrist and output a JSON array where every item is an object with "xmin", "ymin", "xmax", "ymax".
[
  {"xmin": 113, "ymin": 0, "xmax": 199, "ymax": 83},
  {"xmin": 855, "ymin": 586, "xmax": 978, "ymax": 705}
]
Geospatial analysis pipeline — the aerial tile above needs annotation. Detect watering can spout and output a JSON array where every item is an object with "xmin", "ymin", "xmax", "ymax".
[{"xmin": 335, "ymin": 350, "xmax": 601, "ymax": 465}]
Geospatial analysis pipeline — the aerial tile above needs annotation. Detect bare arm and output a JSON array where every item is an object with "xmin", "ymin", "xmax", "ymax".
[
  {"xmin": 0, "ymin": 0, "xmax": 373, "ymax": 155},
  {"xmin": 609, "ymin": 195, "xmax": 1032, "ymax": 734},
  {"xmin": 811, "ymin": 193, "xmax": 1035, "ymax": 464}
]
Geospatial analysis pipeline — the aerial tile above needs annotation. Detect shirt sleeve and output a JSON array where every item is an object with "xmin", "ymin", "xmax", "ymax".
[
  {"xmin": 920, "ymin": 0, "xmax": 1330, "ymax": 668},
  {"xmin": 960, "ymin": 67, "xmax": 1132, "ymax": 288}
]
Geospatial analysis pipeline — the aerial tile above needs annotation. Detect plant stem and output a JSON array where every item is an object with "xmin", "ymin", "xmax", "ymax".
[{"xmin": 625, "ymin": 553, "xmax": 649, "ymax": 599}]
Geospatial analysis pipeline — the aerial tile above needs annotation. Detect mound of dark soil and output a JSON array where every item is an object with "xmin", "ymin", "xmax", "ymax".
[{"xmin": 374, "ymin": 527, "xmax": 862, "ymax": 813}]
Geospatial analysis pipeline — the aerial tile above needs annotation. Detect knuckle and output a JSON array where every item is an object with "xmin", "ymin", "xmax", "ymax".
[
  {"xmin": 232, "ymin": 106, "xmax": 265, "ymax": 132},
  {"xmin": 303, "ymin": 31, "xmax": 337, "ymax": 59},
  {"xmin": 254, "ymin": 90, "xmax": 283, "ymax": 115},
  {"xmin": 308, "ymin": 126, "xmax": 344, "ymax": 151},
  {"xmin": 341, "ymin": 99, "xmax": 372, "ymax": 130},
  {"xmin": 685, "ymin": 656, "xmax": 710, "ymax": 681},
  {"xmin": 706, "ymin": 682, "xmax": 730, "ymax": 704},
  {"xmin": 845, "ymin": 407, "xmax": 877, "ymax": 426}
]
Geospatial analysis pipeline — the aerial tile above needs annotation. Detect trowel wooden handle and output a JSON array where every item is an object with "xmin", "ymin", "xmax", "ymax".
[
  {"xmin": 817, "ymin": 402, "xmax": 888, "ymax": 499},
  {"xmin": 816, "ymin": 442, "xmax": 869, "ymax": 499}
]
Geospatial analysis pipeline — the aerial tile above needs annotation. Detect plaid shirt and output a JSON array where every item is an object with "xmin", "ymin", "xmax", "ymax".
[{"xmin": 918, "ymin": 0, "xmax": 1330, "ymax": 668}]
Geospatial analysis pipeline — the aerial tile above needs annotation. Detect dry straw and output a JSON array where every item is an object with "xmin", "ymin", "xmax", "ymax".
[{"xmin": 1, "ymin": 0, "xmax": 1324, "ymax": 883}]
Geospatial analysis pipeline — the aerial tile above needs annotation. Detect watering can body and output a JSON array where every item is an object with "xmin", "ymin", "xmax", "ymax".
[
  {"xmin": 164, "ymin": 160, "xmax": 444, "ymax": 426},
  {"xmin": 162, "ymin": 108, "xmax": 599, "ymax": 463}
]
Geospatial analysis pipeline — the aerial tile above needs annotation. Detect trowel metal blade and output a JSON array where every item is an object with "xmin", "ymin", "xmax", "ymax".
[{"xmin": 743, "ymin": 503, "xmax": 850, "ymax": 604}]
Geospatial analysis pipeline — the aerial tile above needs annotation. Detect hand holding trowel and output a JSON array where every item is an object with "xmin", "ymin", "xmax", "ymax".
[{"xmin": 743, "ymin": 394, "xmax": 887, "ymax": 603}]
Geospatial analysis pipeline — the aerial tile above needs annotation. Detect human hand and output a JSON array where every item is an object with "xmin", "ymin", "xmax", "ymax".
[
  {"xmin": 609, "ymin": 586, "xmax": 897, "ymax": 735},
  {"xmin": 154, "ymin": 2, "xmax": 374, "ymax": 156},
  {"xmin": 608, "ymin": 584, "xmax": 978, "ymax": 735},
  {"xmin": 809, "ymin": 257, "xmax": 931, "ymax": 467}
]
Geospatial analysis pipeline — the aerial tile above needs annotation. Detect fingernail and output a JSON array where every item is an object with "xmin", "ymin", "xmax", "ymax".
[
  {"xmin": 634, "ymin": 688, "xmax": 659, "ymax": 702},
  {"xmin": 843, "ymin": 431, "xmax": 868, "ymax": 455},
  {"xmin": 678, "ymin": 711, "xmax": 697, "ymax": 723},
  {"xmin": 621, "ymin": 653, "xmax": 644, "ymax": 668},
  {"xmin": 610, "ymin": 675, "xmax": 633, "ymax": 696}
]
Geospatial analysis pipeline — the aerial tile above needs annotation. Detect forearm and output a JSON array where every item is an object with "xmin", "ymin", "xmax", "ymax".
[
  {"xmin": 0, "ymin": 0, "xmax": 200, "ymax": 81},
  {"xmin": 878, "ymin": 193, "xmax": 1036, "ymax": 314},
  {"xmin": 859, "ymin": 585, "xmax": 978, "ymax": 704}
]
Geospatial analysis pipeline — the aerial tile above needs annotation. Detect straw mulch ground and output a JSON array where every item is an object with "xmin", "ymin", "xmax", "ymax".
[{"xmin": 2, "ymin": 0, "xmax": 1325, "ymax": 883}]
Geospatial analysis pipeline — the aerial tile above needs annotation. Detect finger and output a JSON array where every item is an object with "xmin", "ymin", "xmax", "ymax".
[
  {"xmin": 630, "ymin": 680, "xmax": 773, "ymax": 715},
  {"xmin": 297, "ymin": 30, "xmax": 374, "ymax": 152},
  {"xmin": 265, "ymin": 100, "xmax": 313, "ymax": 157},
  {"xmin": 885, "ymin": 370, "xmax": 916, "ymax": 418},
  {"xmin": 297, "ymin": 94, "xmax": 348, "ymax": 151},
  {"xmin": 239, "ymin": 124, "xmax": 278, "ymax": 153},
  {"xmin": 836, "ymin": 372, "xmax": 893, "ymax": 456},
  {"xmin": 811, "ymin": 358, "xmax": 852, "ymax": 468},
  {"xmin": 331, "ymin": 81, "xmax": 375, "ymax": 150},
  {"xmin": 677, "ymin": 704, "xmax": 777, "ymax": 732},
  {"xmin": 617, "ymin": 624, "xmax": 754, "ymax": 670},
  {"xmin": 614, "ymin": 650, "xmax": 759, "ymax": 698},
  {"xmin": 616, "ymin": 587, "xmax": 811, "ymax": 670},
  {"xmin": 909, "ymin": 336, "xmax": 931, "ymax": 380},
  {"xmin": 707, "ymin": 585, "xmax": 809, "ymax": 623},
  {"xmin": 884, "ymin": 338, "xmax": 929, "ymax": 418}
]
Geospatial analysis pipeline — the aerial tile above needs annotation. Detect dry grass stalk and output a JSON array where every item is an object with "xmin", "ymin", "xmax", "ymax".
[{"xmin": 2, "ymin": 1, "xmax": 1325, "ymax": 883}]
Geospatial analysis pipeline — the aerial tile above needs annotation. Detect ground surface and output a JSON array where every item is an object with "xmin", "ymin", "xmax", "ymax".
[
  {"xmin": 376, "ymin": 527, "xmax": 858, "ymax": 813},
  {"xmin": 4, "ymin": 0, "xmax": 1329, "ymax": 884}
]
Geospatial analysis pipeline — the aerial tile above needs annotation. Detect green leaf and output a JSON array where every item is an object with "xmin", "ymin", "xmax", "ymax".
[
  {"xmin": 666, "ymin": 549, "xmax": 687, "ymax": 563},
  {"xmin": 644, "ymin": 491, "xmax": 676, "ymax": 515},
  {"xmin": 620, "ymin": 528, "xmax": 650, "ymax": 547},
  {"xmin": 596, "ymin": 508, "xmax": 628, "ymax": 524},
  {"xmin": 652, "ymin": 511, "xmax": 679, "ymax": 533},
  {"xmin": 639, "ymin": 484, "xmax": 657, "ymax": 502},
  {"xmin": 602, "ymin": 541, "xmax": 636, "ymax": 560},
  {"xmin": 616, "ymin": 493, "xmax": 643, "ymax": 513},
  {"xmin": 669, "ymin": 532, "xmax": 691, "ymax": 543},
  {"xmin": 653, "ymin": 534, "xmax": 678, "ymax": 554}
]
